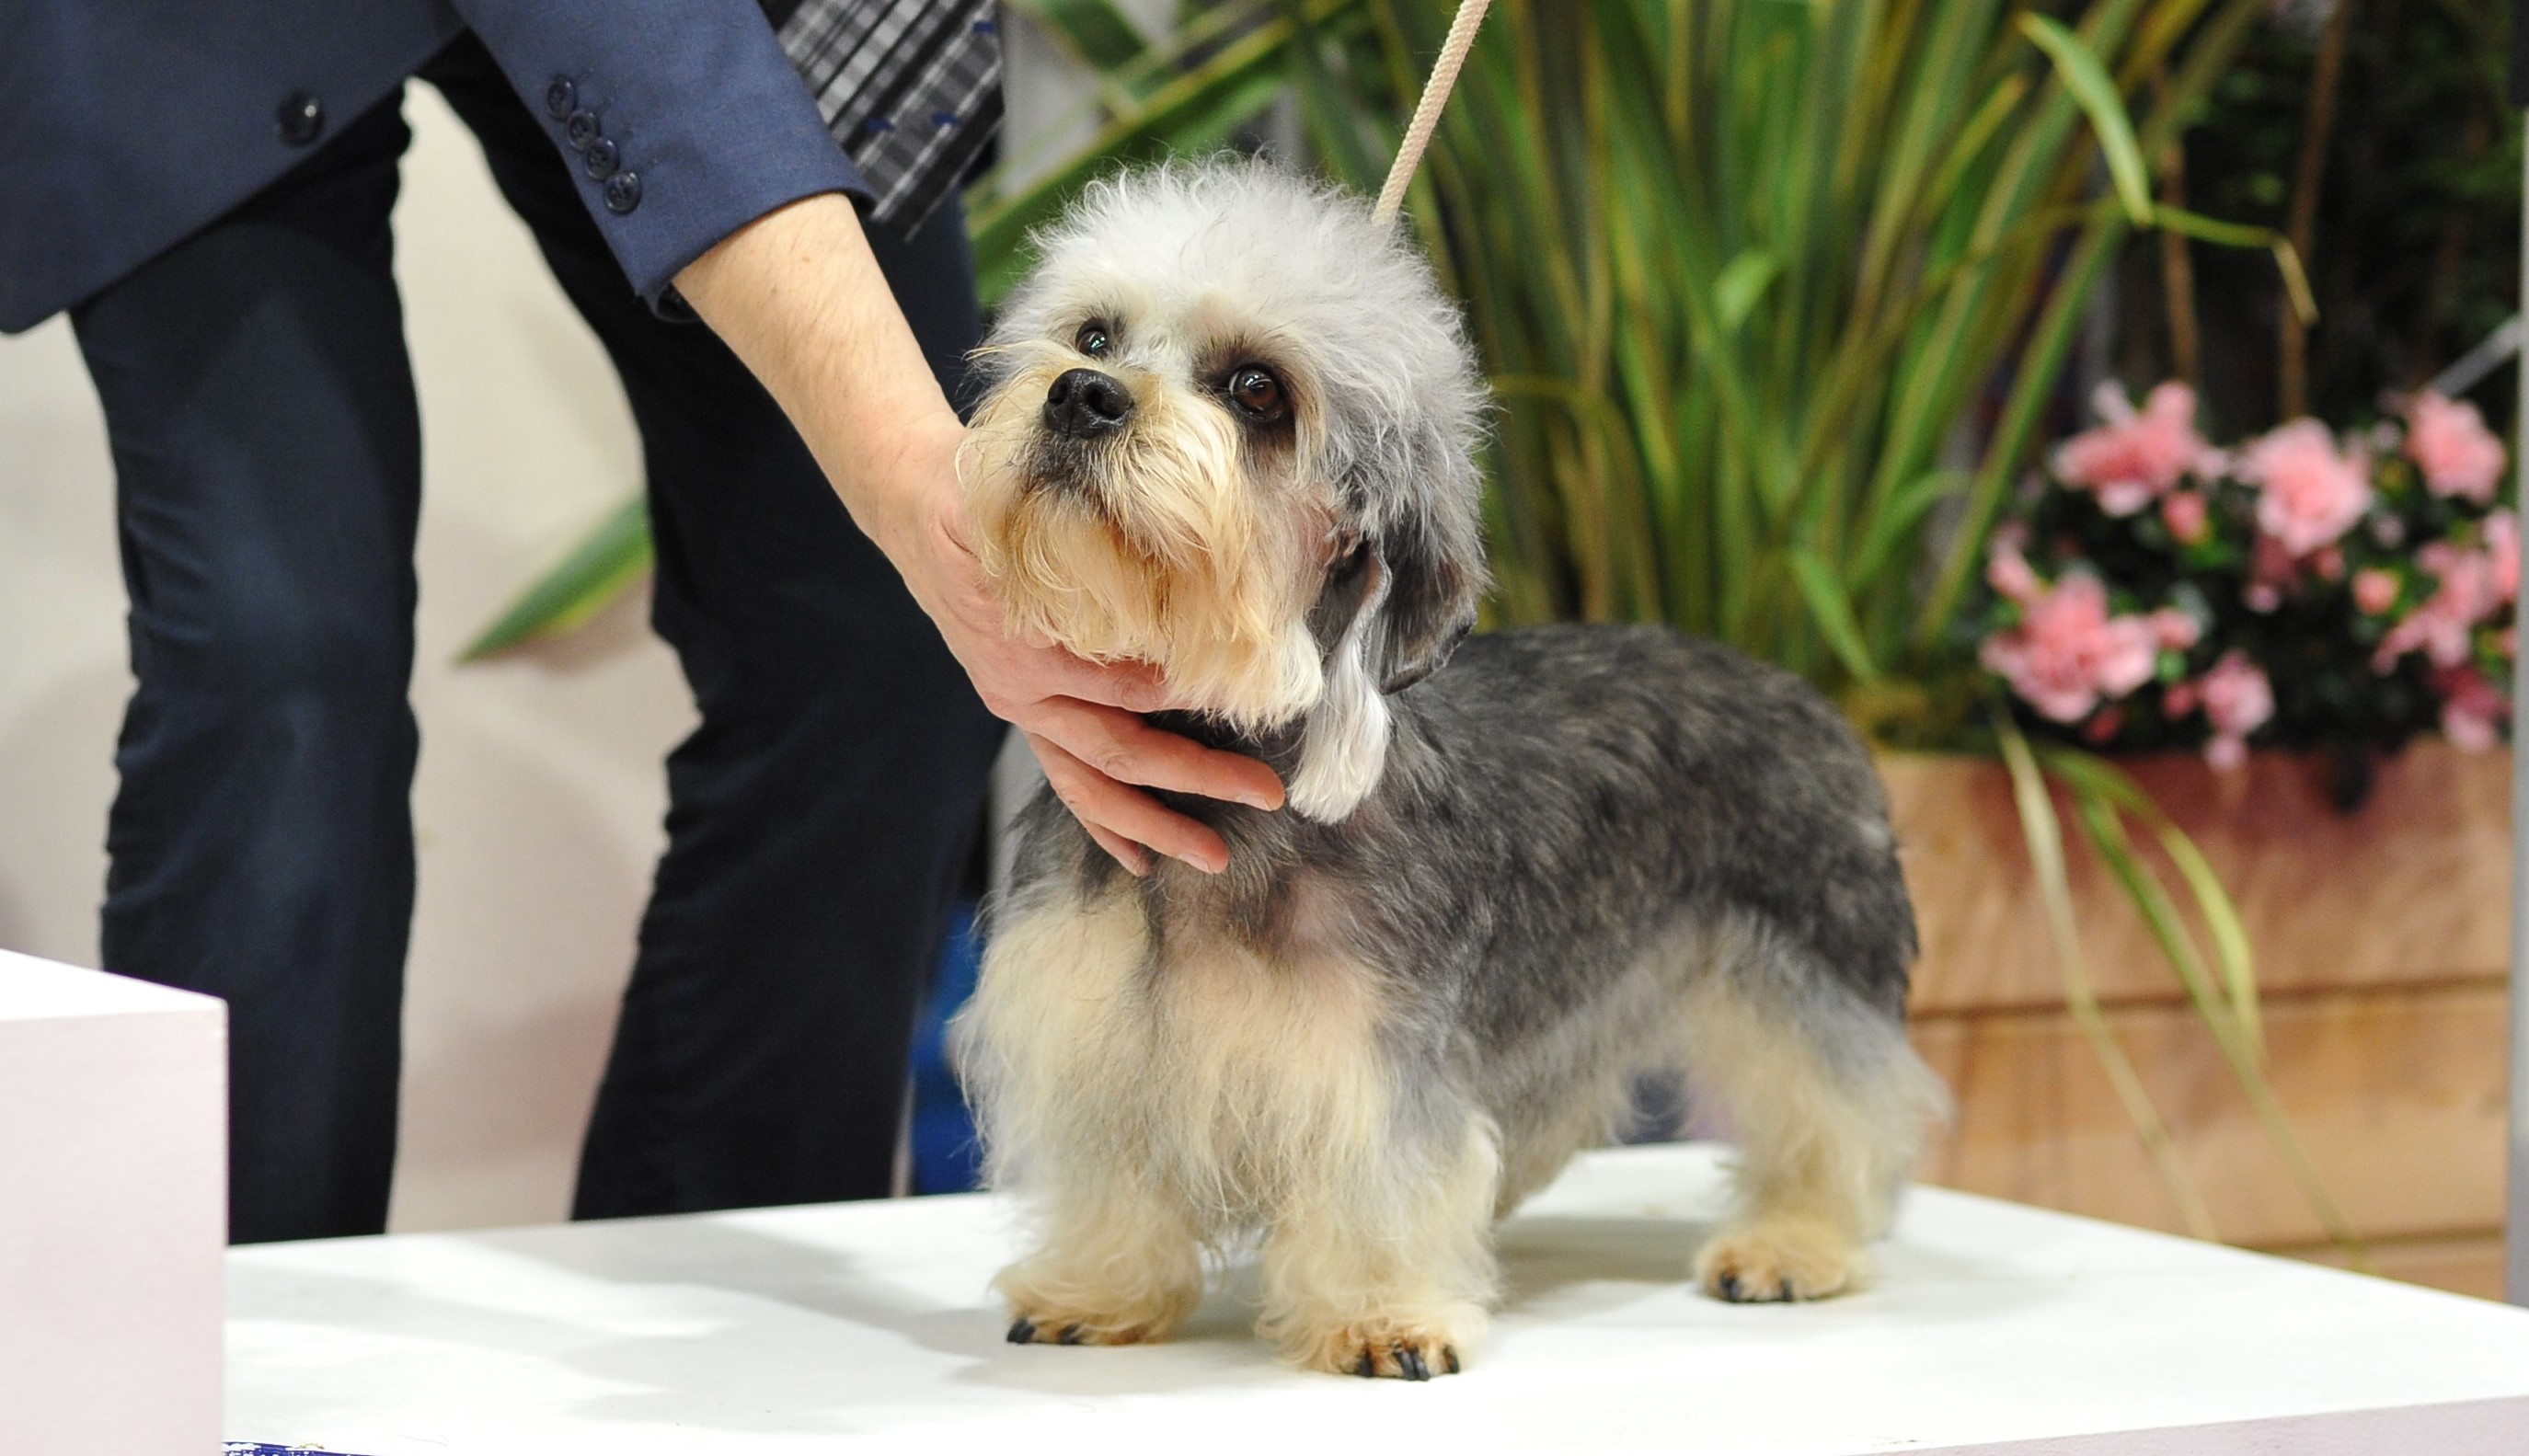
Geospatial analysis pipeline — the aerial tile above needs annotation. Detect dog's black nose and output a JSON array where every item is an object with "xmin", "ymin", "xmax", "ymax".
[{"xmin": 1043, "ymin": 368, "xmax": 1134, "ymax": 440}]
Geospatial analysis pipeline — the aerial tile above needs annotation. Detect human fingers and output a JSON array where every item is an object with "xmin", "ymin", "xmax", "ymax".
[
  {"xmin": 1023, "ymin": 698, "xmax": 1284, "ymax": 809},
  {"xmin": 1079, "ymin": 820, "xmax": 1154, "ymax": 877},
  {"xmin": 1027, "ymin": 732, "xmax": 1232, "ymax": 874}
]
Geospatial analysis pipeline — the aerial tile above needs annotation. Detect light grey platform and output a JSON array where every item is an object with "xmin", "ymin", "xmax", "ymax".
[{"xmin": 228, "ymin": 1143, "xmax": 2529, "ymax": 1454}]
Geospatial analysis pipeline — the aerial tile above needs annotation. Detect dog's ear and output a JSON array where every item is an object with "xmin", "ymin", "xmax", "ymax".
[
  {"xmin": 1288, "ymin": 544, "xmax": 1396, "ymax": 822},
  {"xmin": 1286, "ymin": 450, "xmax": 1486, "ymax": 822},
  {"xmin": 1364, "ymin": 490, "xmax": 1483, "ymax": 693}
]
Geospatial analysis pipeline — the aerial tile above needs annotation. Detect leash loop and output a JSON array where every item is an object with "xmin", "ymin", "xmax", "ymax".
[{"xmin": 1371, "ymin": 0, "xmax": 1494, "ymax": 226}]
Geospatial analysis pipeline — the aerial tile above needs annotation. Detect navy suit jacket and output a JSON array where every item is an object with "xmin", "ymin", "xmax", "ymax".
[{"xmin": 0, "ymin": 0, "xmax": 866, "ymax": 333}]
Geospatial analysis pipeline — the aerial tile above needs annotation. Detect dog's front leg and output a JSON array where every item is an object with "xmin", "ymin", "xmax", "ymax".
[
  {"xmin": 1257, "ymin": 1118, "xmax": 1501, "ymax": 1380},
  {"xmin": 996, "ymin": 1176, "xmax": 1205, "ymax": 1347}
]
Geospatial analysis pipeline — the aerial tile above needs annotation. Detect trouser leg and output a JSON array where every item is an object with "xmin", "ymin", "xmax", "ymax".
[
  {"xmin": 421, "ymin": 37, "xmax": 1004, "ymax": 1216},
  {"xmin": 69, "ymin": 97, "xmax": 423, "ymax": 1244}
]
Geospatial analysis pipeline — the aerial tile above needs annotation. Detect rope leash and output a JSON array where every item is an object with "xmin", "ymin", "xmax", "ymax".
[{"xmin": 1370, "ymin": 0, "xmax": 1495, "ymax": 226}]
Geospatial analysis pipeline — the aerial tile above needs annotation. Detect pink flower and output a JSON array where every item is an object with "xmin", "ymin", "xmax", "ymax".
[
  {"xmin": 2161, "ymin": 489, "xmax": 2210, "ymax": 545},
  {"xmin": 2163, "ymin": 681, "xmax": 2201, "ymax": 717},
  {"xmin": 2053, "ymin": 382, "xmax": 2217, "ymax": 516},
  {"xmin": 2201, "ymin": 650, "xmax": 2275, "ymax": 739},
  {"xmin": 2240, "ymin": 418, "xmax": 2373, "ymax": 557},
  {"xmin": 2440, "ymin": 667, "xmax": 2507, "ymax": 751},
  {"xmin": 2150, "ymin": 607, "xmax": 2200, "ymax": 650},
  {"xmin": 2245, "ymin": 533, "xmax": 2297, "ymax": 613},
  {"xmin": 2198, "ymin": 650, "xmax": 2273, "ymax": 771},
  {"xmin": 2489, "ymin": 509, "xmax": 2519, "ymax": 602},
  {"xmin": 1980, "ymin": 571, "xmax": 2160, "ymax": 723},
  {"xmin": 2406, "ymin": 393, "xmax": 2508, "ymax": 505},
  {"xmin": 1986, "ymin": 541, "xmax": 2041, "ymax": 605},
  {"xmin": 2378, "ymin": 536, "xmax": 2511, "ymax": 671},
  {"xmin": 2352, "ymin": 568, "xmax": 2400, "ymax": 615},
  {"xmin": 2313, "ymin": 545, "xmax": 2346, "ymax": 581}
]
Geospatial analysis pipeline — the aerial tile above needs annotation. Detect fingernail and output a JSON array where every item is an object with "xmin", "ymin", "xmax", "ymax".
[{"xmin": 1178, "ymin": 851, "xmax": 1226, "ymax": 875}]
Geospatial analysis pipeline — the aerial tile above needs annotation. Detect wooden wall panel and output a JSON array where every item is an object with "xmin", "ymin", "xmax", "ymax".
[
  {"xmin": 1909, "ymin": 980, "xmax": 2509, "ymax": 1251},
  {"xmin": 2283, "ymin": 1234, "xmax": 2507, "ymax": 1302},
  {"xmin": 1883, "ymin": 744, "xmax": 2512, "ymax": 1015}
]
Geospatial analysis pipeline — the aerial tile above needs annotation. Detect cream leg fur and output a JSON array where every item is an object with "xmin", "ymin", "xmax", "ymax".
[{"xmin": 1258, "ymin": 1117, "xmax": 1501, "ymax": 1377}]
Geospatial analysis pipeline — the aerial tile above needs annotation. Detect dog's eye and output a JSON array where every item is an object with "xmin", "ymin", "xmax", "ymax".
[
  {"xmin": 1228, "ymin": 365, "xmax": 1287, "ymax": 422},
  {"xmin": 1075, "ymin": 322, "xmax": 1112, "ymax": 358}
]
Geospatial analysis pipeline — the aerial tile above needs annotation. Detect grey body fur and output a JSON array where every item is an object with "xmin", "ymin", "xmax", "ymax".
[{"xmin": 999, "ymin": 621, "xmax": 1919, "ymax": 1208}]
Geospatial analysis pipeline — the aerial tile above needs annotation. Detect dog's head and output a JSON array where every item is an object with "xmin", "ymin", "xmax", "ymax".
[{"xmin": 963, "ymin": 160, "xmax": 1489, "ymax": 820}]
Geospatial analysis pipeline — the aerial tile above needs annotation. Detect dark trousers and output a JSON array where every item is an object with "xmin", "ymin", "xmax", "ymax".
[{"xmin": 68, "ymin": 36, "xmax": 1004, "ymax": 1244}]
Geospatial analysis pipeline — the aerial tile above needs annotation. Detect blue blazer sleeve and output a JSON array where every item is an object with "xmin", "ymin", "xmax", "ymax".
[{"xmin": 451, "ymin": 0, "xmax": 869, "ymax": 307}]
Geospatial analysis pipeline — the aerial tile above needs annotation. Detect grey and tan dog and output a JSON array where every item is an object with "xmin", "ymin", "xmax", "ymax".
[{"xmin": 951, "ymin": 160, "xmax": 1947, "ymax": 1380}]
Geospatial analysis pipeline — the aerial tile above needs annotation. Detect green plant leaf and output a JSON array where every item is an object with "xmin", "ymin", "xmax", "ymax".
[
  {"xmin": 2045, "ymin": 750, "xmax": 2367, "ymax": 1267},
  {"xmin": 1713, "ymin": 248, "xmax": 1781, "ymax": 333},
  {"xmin": 2152, "ymin": 204, "xmax": 2319, "ymax": 325},
  {"xmin": 2017, "ymin": 14, "xmax": 2153, "ymax": 226},
  {"xmin": 460, "ymin": 495, "xmax": 650, "ymax": 661},
  {"xmin": 2027, "ymin": 747, "xmax": 2264, "ymax": 1054},
  {"xmin": 1788, "ymin": 547, "xmax": 1880, "ymax": 682},
  {"xmin": 1847, "ymin": 468, "xmax": 1967, "ymax": 593},
  {"xmin": 1991, "ymin": 710, "xmax": 2217, "ymax": 1240},
  {"xmin": 1006, "ymin": 0, "xmax": 1155, "ymax": 75}
]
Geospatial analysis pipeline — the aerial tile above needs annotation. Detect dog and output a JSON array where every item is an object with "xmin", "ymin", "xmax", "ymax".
[{"xmin": 950, "ymin": 159, "xmax": 1946, "ymax": 1380}]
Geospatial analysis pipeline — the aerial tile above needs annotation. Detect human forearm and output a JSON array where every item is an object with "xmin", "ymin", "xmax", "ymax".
[{"xmin": 672, "ymin": 191, "xmax": 955, "ymax": 560}]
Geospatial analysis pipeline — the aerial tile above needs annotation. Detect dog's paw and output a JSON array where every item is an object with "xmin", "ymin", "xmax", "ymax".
[
  {"xmin": 996, "ymin": 1272, "xmax": 1196, "ymax": 1348},
  {"xmin": 1694, "ymin": 1214, "xmax": 1865, "ymax": 1303},
  {"xmin": 1288, "ymin": 1318, "xmax": 1474, "ymax": 1381},
  {"xmin": 1001, "ymin": 1301, "xmax": 1185, "ymax": 1347}
]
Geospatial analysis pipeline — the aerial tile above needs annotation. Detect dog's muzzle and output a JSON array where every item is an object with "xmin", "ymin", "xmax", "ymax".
[{"xmin": 1043, "ymin": 368, "xmax": 1134, "ymax": 441}]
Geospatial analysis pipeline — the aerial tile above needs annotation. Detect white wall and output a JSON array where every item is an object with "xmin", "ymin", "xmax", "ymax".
[{"xmin": 0, "ymin": 84, "xmax": 689, "ymax": 1232}]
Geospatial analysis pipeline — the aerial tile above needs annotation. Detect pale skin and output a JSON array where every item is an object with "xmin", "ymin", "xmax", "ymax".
[{"xmin": 672, "ymin": 191, "xmax": 1283, "ymax": 875}]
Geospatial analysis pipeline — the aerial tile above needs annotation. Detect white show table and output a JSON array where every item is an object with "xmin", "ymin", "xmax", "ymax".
[{"xmin": 229, "ymin": 1143, "xmax": 2529, "ymax": 1454}]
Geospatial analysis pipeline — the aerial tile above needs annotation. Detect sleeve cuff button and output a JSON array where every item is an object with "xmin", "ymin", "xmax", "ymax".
[{"xmin": 603, "ymin": 171, "xmax": 643, "ymax": 214}]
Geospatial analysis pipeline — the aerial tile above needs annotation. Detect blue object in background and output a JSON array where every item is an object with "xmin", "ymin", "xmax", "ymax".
[{"xmin": 907, "ymin": 903, "xmax": 985, "ymax": 1194}]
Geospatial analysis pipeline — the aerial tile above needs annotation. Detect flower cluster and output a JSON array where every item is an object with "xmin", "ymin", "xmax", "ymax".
[{"xmin": 1980, "ymin": 383, "xmax": 2515, "ymax": 767}]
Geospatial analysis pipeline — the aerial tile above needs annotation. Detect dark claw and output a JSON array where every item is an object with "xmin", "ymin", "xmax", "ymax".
[
  {"xmin": 1718, "ymin": 1273, "xmax": 1743, "ymax": 1302},
  {"xmin": 1356, "ymin": 1349, "xmax": 1377, "ymax": 1378},
  {"xmin": 1057, "ymin": 1324, "xmax": 1084, "ymax": 1346},
  {"xmin": 1397, "ymin": 1346, "xmax": 1430, "ymax": 1381},
  {"xmin": 1443, "ymin": 1347, "xmax": 1461, "ymax": 1375},
  {"xmin": 1007, "ymin": 1318, "xmax": 1037, "ymax": 1344},
  {"xmin": 1778, "ymin": 1278, "xmax": 1796, "ymax": 1302}
]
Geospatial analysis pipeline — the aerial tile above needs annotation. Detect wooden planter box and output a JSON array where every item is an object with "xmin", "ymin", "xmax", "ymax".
[{"xmin": 1880, "ymin": 742, "xmax": 2512, "ymax": 1298}]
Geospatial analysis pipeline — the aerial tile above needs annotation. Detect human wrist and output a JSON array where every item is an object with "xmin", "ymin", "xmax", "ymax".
[{"xmin": 828, "ymin": 405, "xmax": 965, "ymax": 576}]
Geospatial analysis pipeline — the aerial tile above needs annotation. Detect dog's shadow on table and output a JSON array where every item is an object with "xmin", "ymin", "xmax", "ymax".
[
  {"xmin": 280, "ymin": 1207, "xmax": 1976, "ymax": 1425},
  {"xmin": 937, "ymin": 1212, "xmax": 1725, "ymax": 1398},
  {"xmin": 1493, "ymin": 1213, "xmax": 1719, "ymax": 1307}
]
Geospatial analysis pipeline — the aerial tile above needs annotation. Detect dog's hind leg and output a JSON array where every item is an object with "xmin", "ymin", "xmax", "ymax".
[
  {"xmin": 1258, "ymin": 1108, "xmax": 1502, "ymax": 1379},
  {"xmin": 1677, "ymin": 939, "xmax": 1945, "ymax": 1303}
]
